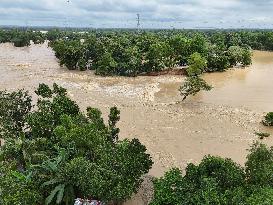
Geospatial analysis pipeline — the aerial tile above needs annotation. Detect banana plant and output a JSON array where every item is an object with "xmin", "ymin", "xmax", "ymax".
[
  {"xmin": 41, "ymin": 149, "xmax": 75, "ymax": 205},
  {"xmin": 43, "ymin": 181, "xmax": 75, "ymax": 205}
]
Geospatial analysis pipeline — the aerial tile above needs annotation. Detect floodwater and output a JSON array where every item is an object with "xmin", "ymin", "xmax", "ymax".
[
  {"xmin": 154, "ymin": 50, "xmax": 273, "ymax": 112},
  {"xmin": 1, "ymin": 44, "xmax": 273, "ymax": 205},
  {"xmin": 196, "ymin": 51, "xmax": 273, "ymax": 112},
  {"xmin": 1, "ymin": 43, "xmax": 272, "ymax": 112}
]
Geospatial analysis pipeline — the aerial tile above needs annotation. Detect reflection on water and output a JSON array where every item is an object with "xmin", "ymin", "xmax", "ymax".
[{"xmin": 192, "ymin": 51, "xmax": 273, "ymax": 112}]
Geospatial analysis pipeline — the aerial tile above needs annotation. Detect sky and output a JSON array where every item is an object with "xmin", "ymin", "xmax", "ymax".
[{"xmin": 1, "ymin": 0, "xmax": 273, "ymax": 29}]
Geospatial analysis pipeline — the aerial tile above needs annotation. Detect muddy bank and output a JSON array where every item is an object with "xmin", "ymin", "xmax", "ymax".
[{"xmin": 1, "ymin": 43, "xmax": 273, "ymax": 205}]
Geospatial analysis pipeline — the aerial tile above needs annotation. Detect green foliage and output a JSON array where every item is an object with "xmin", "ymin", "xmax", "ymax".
[
  {"xmin": 0, "ymin": 163, "xmax": 42, "ymax": 205},
  {"xmin": 246, "ymin": 187, "xmax": 273, "ymax": 205},
  {"xmin": 262, "ymin": 112, "xmax": 273, "ymax": 126},
  {"xmin": 242, "ymin": 48, "xmax": 252, "ymax": 66},
  {"xmin": 51, "ymin": 40, "xmax": 87, "ymax": 70},
  {"xmin": 0, "ymin": 84, "xmax": 153, "ymax": 204},
  {"xmin": 94, "ymin": 51, "xmax": 118, "ymax": 76},
  {"xmin": 151, "ymin": 143, "xmax": 273, "ymax": 205},
  {"xmin": 254, "ymin": 132, "xmax": 270, "ymax": 139},
  {"xmin": 245, "ymin": 143, "xmax": 273, "ymax": 186},
  {"xmin": 187, "ymin": 52, "xmax": 207, "ymax": 76},
  {"xmin": 227, "ymin": 46, "xmax": 252, "ymax": 66},
  {"xmin": 0, "ymin": 29, "xmax": 46, "ymax": 47},
  {"xmin": 2, "ymin": 29, "xmax": 272, "ymax": 74},
  {"xmin": 179, "ymin": 52, "xmax": 211, "ymax": 101},
  {"xmin": 151, "ymin": 168, "xmax": 184, "ymax": 205},
  {"xmin": 46, "ymin": 29, "xmax": 62, "ymax": 41},
  {"xmin": 206, "ymin": 44, "xmax": 230, "ymax": 72},
  {"xmin": 12, "ymin": 35, "xmax": 30, "ymax": 47},
  {"xmin": 0, "ymin": 89, "xmax": 32, "ymax": 139},
  {"xmin": 179, "ymin": 76, "xmax": 212, "ymax": 101},
  {"xmin": 46, "ymin": 30, "xmax": 258, "ymax": 76}
]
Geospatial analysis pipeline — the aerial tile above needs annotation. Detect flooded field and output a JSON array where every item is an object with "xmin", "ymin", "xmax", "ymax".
[{"xmin": 1, "ymin": 43, "xmax": 273, "ymax": 204}]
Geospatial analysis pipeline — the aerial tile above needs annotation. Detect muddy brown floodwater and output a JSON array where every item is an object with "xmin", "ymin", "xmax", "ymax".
[
  {"xmin": 1, "ymin": 44, "xmax": 273, "ymax": 205},
  {"xmin": 194, "ymin": 51, "xmax": 273, "ymax": 112}
]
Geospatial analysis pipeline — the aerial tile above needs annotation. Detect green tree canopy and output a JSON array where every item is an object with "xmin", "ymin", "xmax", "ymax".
[
  {"xmin": 187, "ymin": 52, "xmax": 207, "ymax": 76},
  {"xmin": 151, "ymin": 143, "xmax": 273, "ymax": 205},
  {"xmin": 179, "ymin": 76, "xmax": 212, "ymax": 101},
  {"xmin": 0, "ymin": 84, "xmax": 153, "ymax": 205}
]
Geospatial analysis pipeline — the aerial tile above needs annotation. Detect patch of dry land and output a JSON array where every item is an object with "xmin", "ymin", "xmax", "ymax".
[{"xmin": 1, "ymin": 43, "xmax": 273, "ymax": 205}]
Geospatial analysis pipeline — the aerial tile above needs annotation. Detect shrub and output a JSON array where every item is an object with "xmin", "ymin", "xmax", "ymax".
[
  {"xmin": 11, "ymin": 34, "xmax": 30, "ymax": 47},
  {"xmin": 254, "ymin": 132, "xmax": 270, "ymax": 139},
  {"xmin": 262, "ymin": 112, "xmax": 273, "ymax": 126}
]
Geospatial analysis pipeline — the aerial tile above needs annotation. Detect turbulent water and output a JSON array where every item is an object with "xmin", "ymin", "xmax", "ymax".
[
  {"xmin": 1, "ymin": 43, "xmax": 273, "ymax": 111},
  {"xmin": 1, "ymin": 43, "xmax": 273, "ymax": 205}
]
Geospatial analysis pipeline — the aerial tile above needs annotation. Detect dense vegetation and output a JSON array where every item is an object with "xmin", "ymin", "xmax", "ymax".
[
  {"xmin": 0, "ymin": 84, "xmax": 153, "ymax": 205},
  {"xmin": 151, "ymin": 142, "xmax": 273, "ymax": 205},
  {"xmin": 48, "ymin": 29, "xmax": 273, "ymax": 76},
  {"xmin": 3, "ymin": 28, "xmax": 273, "ymax": 76},
  {"xmin": 0, "ymin": 29, "xmax": 46, "ymax": 47},
  {"xmin": 49, "ymin": 31, "xmax": 253, "ymax": 76}
]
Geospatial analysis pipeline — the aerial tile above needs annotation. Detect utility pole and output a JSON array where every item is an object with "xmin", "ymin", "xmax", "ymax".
[{"xmin": 137, "ymin": 13, "xmax": 140, "ymax": 33}]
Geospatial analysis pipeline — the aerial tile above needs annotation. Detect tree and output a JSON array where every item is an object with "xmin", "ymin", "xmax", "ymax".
[
  {"xmin": 190, "ymin": 34, "xmax": 208, "ymax": 56},
  {"xmin": 150, "ymin": 168, "xmax": 184, "ymax": 205},
  {"xmin": 227, "ymin": 46, "xmax": 252, "ymax": 67},
  {"xmin": 46, "ymin": 29, "xmax": 61, "ymax": 42},
  {"xmin": 0, "ymin": 84, "xmax": 153, "ymax": 205},
  {"xmin": 179, "ymin": 52, "xmax": 211, "ymax": 101},
  {"xmin": 186, "ymin": 52, "xmax": 207, "ymax": 76},
  {"xmin": 11, "ymin": 33, "xmax": 31, "ymax": 47},
  {"xmin": 227, "ymin": 46, "xmax": 244, "ymax": 66},
  {"xmin": 0, "ymin": 164, "xmax": 42, "ymax": 205},
  {"xmin": 151, "ymin": 156, "xmax": 245, "ymax": 205},
  {"xmin": 151, "ymin": 143, "xmax": 273, "ymax": 205},
  {"xmin": 169, "ymin": 35, "xmax": 191, "ymax": 65},
  {"xmin": 94, "ymin": 51, "xmax": 118, "ymax": 76},
  {"xmin": 206, "ymin": 44, "xmax": 230, "ymax": 72},
  {"xmin": 143, "ymin": 41, "xmax": 167, "ymax": 73},
  {"xmin": 246, "ymin": 187, "xmax": 273, "ymax": 205},
  {"xmin": 179, "ymin": 76, "xmax": 212, "ymax": 101},
  {"xmin": 242, "ymin": 48, "xmax": 252, "ymax": 66},
  {"xmin": 0, "ymin": 89, "xmax": 32, "ymax": 139},
  {"xmin": 245, "ymin": 143, "xmax": 273, "ymax": 186}
]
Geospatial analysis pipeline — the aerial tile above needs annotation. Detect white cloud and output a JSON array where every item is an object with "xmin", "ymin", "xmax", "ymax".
[{"xmin": 0, "ymin": 0, "xmax": 273, "ymax": 28}]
